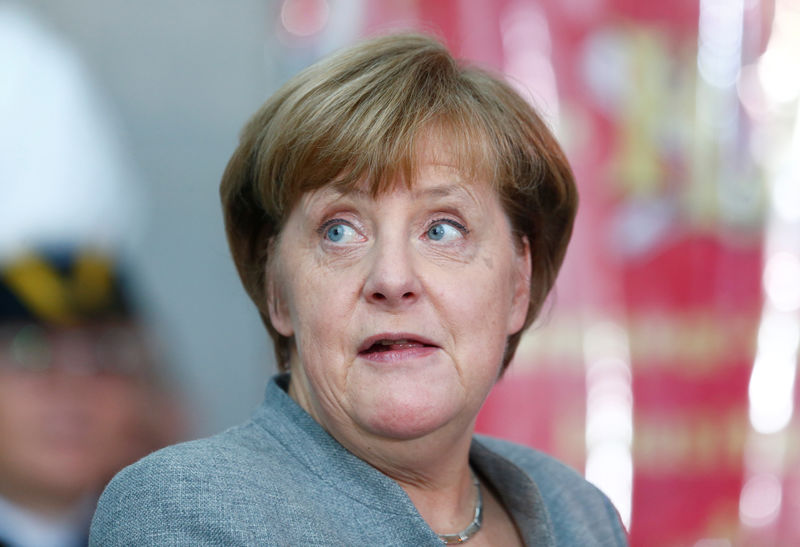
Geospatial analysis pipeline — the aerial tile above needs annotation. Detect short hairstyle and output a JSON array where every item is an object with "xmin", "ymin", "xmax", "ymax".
[{"xmin": 220, "ymin": 32, "xmax": 577, "ymax": 372}]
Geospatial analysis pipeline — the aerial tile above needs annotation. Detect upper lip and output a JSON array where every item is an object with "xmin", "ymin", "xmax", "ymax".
[{"xmin": 357, "ymin": 333, "xmax": 439, "ymax": 353}]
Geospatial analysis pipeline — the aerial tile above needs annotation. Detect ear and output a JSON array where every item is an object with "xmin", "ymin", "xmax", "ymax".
[
  {"xmin": 508, "ymin": 235, "xmax": 532, "ymax": 335},
  {"xmin": 266, "ymin": 252, "xmax": 294, "ymax": 338}
]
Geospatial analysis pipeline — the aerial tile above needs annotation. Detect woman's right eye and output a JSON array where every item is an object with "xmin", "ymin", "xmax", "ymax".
[{"xmin": 319, "ymin": 220, "xmax": 361, "ymax": 244}]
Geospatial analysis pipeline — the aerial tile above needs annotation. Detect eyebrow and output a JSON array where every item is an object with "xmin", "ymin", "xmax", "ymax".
[{"xmin": 413, "ymin": 185, "xmax": 462, "ymax": 199}]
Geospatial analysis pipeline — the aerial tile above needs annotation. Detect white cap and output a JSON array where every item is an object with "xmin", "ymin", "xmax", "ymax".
[{"xmin": 0, "ymin": 4, "xmax": 142, "ymax": 261}]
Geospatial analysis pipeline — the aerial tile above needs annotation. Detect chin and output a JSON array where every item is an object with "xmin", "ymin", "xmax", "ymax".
[
  {"xmin": 344, "ymin": 359, "xmax": 486, "ymax": 440},
  {"xmin": 355, "ymin": 389, "xmax": 465, "ymax": 441}
]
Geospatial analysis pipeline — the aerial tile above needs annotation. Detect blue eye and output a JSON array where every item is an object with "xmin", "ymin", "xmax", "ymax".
[
  {"xmin": 327, "ymin": 224, "xmax": 346, "ymax": 242},
  {"xmin": 321, "ymin": 221, "xmax": 359, "ymax": 243},
  {"xmin": 426, "ymin": 221, "xmax": 465, "ymax": 242}
]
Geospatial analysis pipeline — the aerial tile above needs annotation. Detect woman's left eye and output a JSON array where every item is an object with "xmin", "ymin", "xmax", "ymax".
[{"xmin": 425, "ymin": 220, "xmax": 467, "ymax": 242}]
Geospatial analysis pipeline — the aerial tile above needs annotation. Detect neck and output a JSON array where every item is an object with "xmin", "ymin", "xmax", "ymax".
[
  {"xmin": 396, "ymin": 458, "xmax": 479, "ymax": 538},
  {"xmin": 354, "ymin": 433, "xmax": 479, "ymax": 537},
  {"xmin": 287, "ymin": 373, "xmax": 480, "ymax": 537}
]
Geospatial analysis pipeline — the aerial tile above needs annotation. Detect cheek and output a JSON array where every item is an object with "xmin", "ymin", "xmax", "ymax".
[
  {"xmin": 440, "ymin": 262, "xmax": 523, "ymax": 378},
  {"xmin": 267, "ymin": 245, "xmax": 316, "ymax": 338},
  {"xmin": 433, "ymin": 267, "xmax": 516, "ymax": 365},
  {"xmin": 288, "ymin": 267, "xmax": 357, "ymax": 355},
  {"xmin": 0, "ymin": 379, "xmax": 40, "ymax": 431},
  {"xmin": 449, "ymin": 258, "xmax": 517, "ymax": 316}
]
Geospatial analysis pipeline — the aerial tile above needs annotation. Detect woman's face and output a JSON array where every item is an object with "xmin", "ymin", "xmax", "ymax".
[{"xmin": 269, "ymin": 148, "xmax": 531, "ymax": 446}]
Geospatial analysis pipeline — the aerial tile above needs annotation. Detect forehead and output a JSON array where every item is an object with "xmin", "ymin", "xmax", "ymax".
[
  {"xmin": 300, "ymin": 160, "xmax": 495, "ymax": 212},
  {"xmin": 411, "ymin": 125, "xmax": 496, "ymax": 184}
]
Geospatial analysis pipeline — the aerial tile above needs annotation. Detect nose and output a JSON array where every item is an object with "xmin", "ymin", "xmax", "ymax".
[{"xmin": 363, "ymin": 237, "xmax": 421, "ymax": 308}]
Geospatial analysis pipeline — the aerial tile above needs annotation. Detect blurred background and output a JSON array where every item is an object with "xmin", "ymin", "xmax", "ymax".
[{"xmin": 3, "ymin": 0, "xmax": 798, "ymax": 545}]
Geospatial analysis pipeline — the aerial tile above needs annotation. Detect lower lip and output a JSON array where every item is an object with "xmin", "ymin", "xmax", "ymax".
[{"xmin": 358, "ymin": 346, "xmax": 438, "ymax": 363}]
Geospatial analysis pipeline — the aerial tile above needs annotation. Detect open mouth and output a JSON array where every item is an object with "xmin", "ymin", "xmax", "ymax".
[
  {"xmin": 362, "ymin": 339, "xmax": 431, "ymax": 353},
  {"xmin": 357, "ymin": 335, "xmax": 438, "ymax": 358}
]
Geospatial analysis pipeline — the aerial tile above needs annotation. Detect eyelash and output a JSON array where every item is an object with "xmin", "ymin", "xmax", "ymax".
[{"xmin": 316, "ymin": 218, "xmax": 353, "ymax": 236}]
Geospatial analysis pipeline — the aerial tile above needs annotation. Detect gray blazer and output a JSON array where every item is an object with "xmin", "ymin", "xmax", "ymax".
[{"xmin": 90, "ymin": 374, "xmax": 627, "ymax": 546}]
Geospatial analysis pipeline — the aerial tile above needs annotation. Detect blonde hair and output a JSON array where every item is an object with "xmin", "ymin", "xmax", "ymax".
[{"xmin": 220, "ymin": 32, "xmax": 577, "ymax": 371}]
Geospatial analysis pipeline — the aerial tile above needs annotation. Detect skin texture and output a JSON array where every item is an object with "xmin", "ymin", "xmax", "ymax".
[{"xmin": 267, "ymin": 143, "xmax": 531, "ymax": 542}]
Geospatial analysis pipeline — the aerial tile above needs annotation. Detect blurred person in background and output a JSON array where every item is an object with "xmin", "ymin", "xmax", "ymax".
[
  {"xmin": 0, "ymin": 248, "xmax": 181, "ymax": 547},
  {"xmin": 0, "ymin": 4, "xmax": 184, "ymax": 546}
]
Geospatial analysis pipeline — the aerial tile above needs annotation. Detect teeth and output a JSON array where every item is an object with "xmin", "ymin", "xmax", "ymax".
[
  {"xmin": 361, "ymin": 338, "xmax": 431, "ymax": 353},
  {"xmin": 380, "ymin": 339, "xmax": 410, "ymax": 345}
]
